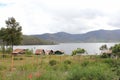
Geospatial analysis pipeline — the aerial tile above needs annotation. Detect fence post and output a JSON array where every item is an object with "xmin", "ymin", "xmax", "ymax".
[{"xmin": 11, "ymin": 55, "xmax": 14, "ymax": 71}]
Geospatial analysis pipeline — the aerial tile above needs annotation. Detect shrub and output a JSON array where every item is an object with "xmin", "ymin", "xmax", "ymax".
[
  {"xmin": 64, "ymin": 60, "xmax": 72, "ymax": 65},
  {"xmin": 67, "ymin": 64, "xmax": 116, "ymax": 80},
  {"xmin": 19, "ymin": 57, "xmax": 23, "ymax": 60},
  {"xmin": 25, "ymin": 49, "xmax": 33, "ymax": 56},
  {"xmin": 81, "ymin": 61, "xmax": 89, "ymax": 67},
  {"xmin": 111, "ymin": 44, "xmax": 120, "ymax": 57},
  {"xmin": 103, "ymin": 59, "xmax": 120, "ymax": 78},
  {"xmin": 13, "ymin": 57, "xmax": 23, "ymax": 60},
  {"xmin": 101, "ymin": 53, "xmax": 110, "ymax": 58},
  {"xmin": 72, "ymin": 48, "xmax": 86, "ymax": 56},
  {"xmin": 13, "ymin": 57, "xmax": 18, "ymax": 60},
  {"xmin": 102, "ymin": 59, "xmax": 114, "ymax": 65},
  {"xmin": 49, "ymin": 60, "xmax": 57, "ymax": 66}
]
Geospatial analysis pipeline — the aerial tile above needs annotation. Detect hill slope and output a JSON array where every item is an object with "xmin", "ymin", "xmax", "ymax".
[
  {"xmin": 0, "ymin": 35, "xmax": 55, "ymax": 45},
  {"xmin": 22, "ymin": 35, "xmax": 55, "ymax": 45},
  {"xmin": 32, "ymin": 29, "xmax": 120, "ymax": 43}
]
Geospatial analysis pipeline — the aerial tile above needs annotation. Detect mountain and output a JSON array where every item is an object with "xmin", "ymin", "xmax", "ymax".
[{"xmin": 32, "ymin": 29, "xmax": 120, "ymax": 43}]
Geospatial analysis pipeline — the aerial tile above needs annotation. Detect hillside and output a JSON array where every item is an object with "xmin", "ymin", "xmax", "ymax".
[
  {"xmin": 0, "ymin": 35, "xmax": 55, "ymax": 45},
  {"xmin": 22, "ymin": 35, "xmax": 55, "ymax": 45},
  {"xmin": 32, "ymin": 29, "xmax": 120, "ymax": 43}
]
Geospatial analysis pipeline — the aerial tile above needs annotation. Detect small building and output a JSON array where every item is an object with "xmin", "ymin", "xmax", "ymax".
[
  {"xmin": 35, "ymin": 49, "xmax": 45, "ymax": 55},
  {"xmin": 102, "ymin": 50, "xmax": 112, "ymax": 54},
  {"xmin": 102, "ymin": 50, "xmax": 112, "ymax": 57},
  {"xmin": 12, "ymin": 49, "xmax": 26, "ymax": 55},
  {"xmin": 54, "ymin": 50, "xmax": 64, "ymax": 55},
  {"xmin": 46, "ymin": 50, "xmax": 54, "ymax": 55}
]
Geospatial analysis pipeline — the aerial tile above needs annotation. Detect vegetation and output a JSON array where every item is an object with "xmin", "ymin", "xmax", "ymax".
[
  {"xmin": 0, "ymin": 28, "xmax": 8, "ymax": 57},
  {"xmin": 49, "ymin": 60, "xmax": 57, "ymax": 66},
  {"xmin": 25, "ymin": 49, "xmax": 33, "ymax": 56},
  {"xmin": 0, "ymin": 54, "xmax": 119, "ymax": 80},
  {"xmin": 99, "ymin": 44, "xmax": 108, "ymax": 53},
  {"xmin": 0, "ymin": 17, "xmax": 22, "ymax": 53},
  {"xmin": 22, "ymin": 35, "xmax": 55, "ymax": 45},
  {"xmin": 1, "ymin": 17, "xmax": 120, "ymax": 80},
  {"xmin": 5, "ymin": 17, "xmax": 22, "ymax": 51},
  {"xmin": 0, "ymin": 17, "xmax": 55, "ymax": 46},
  {"xmin": 111, "ymin": 44, "xmax": 120, "ymax": 57},
  {"xmin": 72, "ymin": 48, "xmax": 86, "ymax": 56}
]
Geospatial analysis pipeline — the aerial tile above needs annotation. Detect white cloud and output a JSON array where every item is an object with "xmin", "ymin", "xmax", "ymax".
[{"xmin": 0, "ymin": 0, "xmax": 120, "ymax": 34}]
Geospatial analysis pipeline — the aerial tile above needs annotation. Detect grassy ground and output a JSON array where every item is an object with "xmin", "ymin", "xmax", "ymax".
[{"xmin": 0, "ymin": 54, "xmax": 120, "ymax": 80}]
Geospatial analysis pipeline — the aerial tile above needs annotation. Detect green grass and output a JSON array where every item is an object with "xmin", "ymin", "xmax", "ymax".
[{"xmin": 0, "ymin": 54, "xmax": 120, "ymax": 80}]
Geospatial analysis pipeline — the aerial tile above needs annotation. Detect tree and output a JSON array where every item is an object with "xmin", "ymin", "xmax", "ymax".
[
  {"xmin": 72, "ymin": 48, "xmax": 86, "ymax": 56},
  {"xmin": 111, "ymin": 44, "xmax": 120, "ymax": 57},
  {"xmin": 99, "ymin": 44, "xmax": 108, "ymax": 53},
  {"xmin": 0, "ymin": 28, "xmax": 7, "ymax": 57},
  {"xmin": 5, "ymin": 17, "xmax": 22, "ymax": 51}
]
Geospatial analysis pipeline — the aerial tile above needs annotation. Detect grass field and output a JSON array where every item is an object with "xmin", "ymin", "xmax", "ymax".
[{"xmin": 0, "ymin": 54, "xmax": 120, "ymax": 80}]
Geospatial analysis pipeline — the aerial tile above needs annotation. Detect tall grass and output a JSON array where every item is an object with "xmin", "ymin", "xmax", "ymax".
[
  {"xmin": 0, "ymin": 55, "xmax": 120, "ymax": 80},
  {"xmin": 67, "ymin": 63, "xmax": 117, "ymax": 80}
]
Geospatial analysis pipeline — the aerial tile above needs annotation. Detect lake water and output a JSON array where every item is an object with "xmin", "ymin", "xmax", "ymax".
[{"xmin": 14, "ymin": 43, "xmax": 118, "ymax": 55}]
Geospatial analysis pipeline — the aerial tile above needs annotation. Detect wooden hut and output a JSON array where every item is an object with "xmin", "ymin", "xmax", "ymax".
[
  {"xmin": 54, "ymin": 50, "xmax": 64, "ymax": 55},
  {"xmin": 35, "ymin": 49, "xmax": 45, "ymax": 55},
  {"xmin": 46, "ymin": 50, "xmax": 54, "ymax": 55},
  {"xmin": 12, "ymin": 49, "xmax": 26, "ymax": 55},
  {"xmin": 102, "ymin": 50, "xmax": 112, "ymax": 57}
]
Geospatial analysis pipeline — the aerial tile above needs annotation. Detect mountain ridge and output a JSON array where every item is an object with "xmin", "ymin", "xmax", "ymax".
[{"xmin": 32, "ymin": 29, "xmax": 120, "ymax": 43}]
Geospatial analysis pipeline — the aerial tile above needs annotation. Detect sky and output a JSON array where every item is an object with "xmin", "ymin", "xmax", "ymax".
[{"xmin": 0, "ymin": 0, "xmax": 120, "ymax": 35}]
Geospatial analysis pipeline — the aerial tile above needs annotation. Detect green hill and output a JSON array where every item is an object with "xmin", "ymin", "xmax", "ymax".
[
  {"xmin": 0, "ymin": 35, "xmax": 55, "ymax": 45},
  {"xmin": 22, "ymin": 35, "xmax": 55, "ymax": 45}
]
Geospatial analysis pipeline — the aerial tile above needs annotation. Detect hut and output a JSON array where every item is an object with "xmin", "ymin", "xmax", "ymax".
[
  {"xmin": 102, "ymin": 50, "xmax": 112, "ymax": 57},
  {"xmin": 35, "ymin": 49, "xmax": 45, "ymax": 55},
  {"xmin": 54, "ymin": 50, "xmax": 64, "ymax": 55},
  {"xmin": 46, "ymin": 50, "xmax": 54, "ymax": 55},
  {"xmin": 12, "ymin": 49, "xmax": 26, "ymax": 55}
]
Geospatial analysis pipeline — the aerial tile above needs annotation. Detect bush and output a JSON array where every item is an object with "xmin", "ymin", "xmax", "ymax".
[
  {"xmin": 13, "ymin": 57, "xmax": 18, "ymax": 60},
  {"xmin": 111, "ymin": 44, "xmax": 120, "ymax": 57},
  {"xmin": 103, "ymin": 59, "xmax": 120, "ymax": 78},
  {"xmin": 101, "ymin": 53, "xmax": 110, "ymax": 58},
  {"xmin": 102, "ymin": 59, "xmax": 114, "ymax": 66},
  {"xmin": 13, "ymin": 57, "xmax": 23, "ymax": 60},
  {"xmin": 25, "ymin": 49, "xmax": 33, "ymax": 56},
  {"xmin": 64, "ymin": 60, "xmax": 72, "ymax": 65},
  {"xmin": 49, "ymin": 60, "xmax": 57, "ymax": 66},
  {"xmin": 72, "ymin": 48, "xmax": 86, "ymax": 56},
  {"xmin": 19, "ymin": 57, "xmax": 23, "ymax": 60},
  {"xmin": 81, "ymin": 61, "xmax": 89, "ymax": 67},
  {"xmin": 67, "ymin": 64, "xmax": 116, "ymax": 80}
]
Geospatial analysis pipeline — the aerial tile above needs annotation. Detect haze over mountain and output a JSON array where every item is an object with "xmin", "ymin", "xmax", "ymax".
[{"xmin": 32, "ymin": 29, "xmax": 120, "ymax": 43}]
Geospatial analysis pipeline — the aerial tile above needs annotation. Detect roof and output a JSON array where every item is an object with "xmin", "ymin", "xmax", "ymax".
[
  {"xmin": 54, "ymin": 50, "xmax": 64, "ymax": 55},
  {"xmin": 35, "ymin": 49, "xmax": 45, "ymax": 55},
  {"xmin": 12, "ymin": 49, "xmax": 25, "ymax": 54},
  {"xmin": 103, "ymin": 50, "xmax": 112, "ymax": 54},
  {"xmin": 45, "ymin": 50, "xmax": 54, "ymax": 55}
]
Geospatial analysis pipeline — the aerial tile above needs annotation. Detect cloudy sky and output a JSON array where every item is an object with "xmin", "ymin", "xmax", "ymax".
[{"xmin": 0, "ymin": 0, "xmax": 120, "ymax": 35}]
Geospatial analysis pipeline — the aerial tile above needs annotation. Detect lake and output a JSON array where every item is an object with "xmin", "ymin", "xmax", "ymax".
[{"xmin": 14, "ymin": 43, "xmax": 118, "ymax": 55}]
